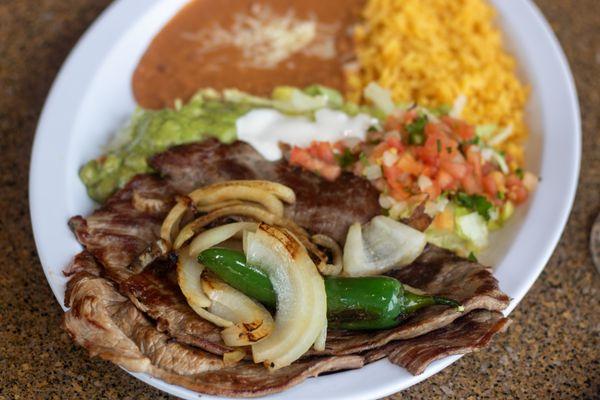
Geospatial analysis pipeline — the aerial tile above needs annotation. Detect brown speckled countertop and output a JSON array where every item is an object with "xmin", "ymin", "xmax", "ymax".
[{"xmin": 0, "ymin": 1, "xmax": 598, "ymax": 399}]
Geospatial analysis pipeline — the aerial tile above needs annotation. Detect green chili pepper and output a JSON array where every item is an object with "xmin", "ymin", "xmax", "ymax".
[{"xmin": 198, "ymin": 248, "xmax": 462, "ymax": 330}]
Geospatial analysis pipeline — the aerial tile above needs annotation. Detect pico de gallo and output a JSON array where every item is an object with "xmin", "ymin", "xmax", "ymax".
[{"xmin": 288, "ymin": 105, "xmax": 538, "ymax": 257}]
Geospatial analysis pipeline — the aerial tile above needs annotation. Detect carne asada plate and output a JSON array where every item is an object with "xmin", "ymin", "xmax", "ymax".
[{"xmin": 30, "ymin": 0, "xmax": 580, "ymax": 399}]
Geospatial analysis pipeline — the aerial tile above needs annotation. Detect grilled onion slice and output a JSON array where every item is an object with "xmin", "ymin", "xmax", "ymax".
[
  {"xmin": 245, "ymin": 224, "xmax": 327, "ymax": 370},
  {"xmin": 177, "ymin": 247, "xmax": 232, "ymax": 327},
  {"xmin": 343, "ymin": 216, "xmax": 426, "ymax": 276},
  {"xmin": 202, "ymin": 275, "xmax": 274, "ymax": 347},
  {"xmin": 160, "ymin": 180, "xmax": 295, "ymax": 246},
  {"xmin": 174, "ymin": 204, "xmax": 282, "ymax": 249},
  {"xmin": 178, "ymin": 222, "xmax": 259, "ymax": 327}
]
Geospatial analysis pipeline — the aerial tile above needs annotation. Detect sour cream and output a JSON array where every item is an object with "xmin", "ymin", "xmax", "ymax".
[{"xmin": 236, "ymin": 108, "xmax": 377, "ymax": 160}]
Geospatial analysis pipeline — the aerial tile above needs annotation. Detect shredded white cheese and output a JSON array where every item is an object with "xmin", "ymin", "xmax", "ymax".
[{"xmin": 181, "ymin": 4, "xmax": 338, "ymax": 69}]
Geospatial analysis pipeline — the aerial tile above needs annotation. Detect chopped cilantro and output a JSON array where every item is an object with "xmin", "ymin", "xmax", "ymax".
[
  {"xmin": 446, "ymin": 146, "xmax": 453, "ymax": 154},
  {"xmin": 430, "ymin": 104, "xmax": 452, "ymax": 116},
  {"xmin": 496, "ymin": 191, "xmax": 506, "ymax": 200},
  {"xmin": 515, "ymin": 168, "xmax": 524, "ymax": 179},
  {"xmin": 406, "ymin": 115, "xmax": 428, "ymax": 145},
  {"xmin": 465, "ymin": 136, "xmax": 481, "ymax": 146},
  {"xmin": 368, "ymin": 125, "xmax": 379, "ymax": 133},
  {"xmin": 467, "ymin": 252, "xmax": 478, "ymax": 262},
  {"xmin": 359, "ymin": 152, "xmax": 369, "ymax": 166},
  {"xmin": 436, "ymin": 139, "xmax": 442, "ymax": 153},
  {"xmin": 455, "ymin": 192, "xmax": 494, "ymax": 220},
  {"xmin": 335, "ymin": 148, "xmax": 357, "ymax": 168}
]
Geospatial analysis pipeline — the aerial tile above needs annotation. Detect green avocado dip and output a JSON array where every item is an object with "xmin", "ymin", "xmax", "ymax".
[
  {"xmin": 80, "ymin": 91, "xmax": 249, "ymax": 202},
  {"xmin": 80, "ymin": 86, "xmax": 364, "ymax": 202}
]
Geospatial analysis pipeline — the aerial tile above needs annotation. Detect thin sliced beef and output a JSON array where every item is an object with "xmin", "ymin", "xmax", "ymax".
[
  {"xmin": 119, "ymin": 257, "xmax": 229, "ymax": 355},
  {"xmin": 364, "ymin": 310, "xmax": 510, "ymax": 375},
  {"xmin": 64, "ymin": 267, "xmax": 509, "ymax": 397},
  {"xmin": 319, "ymin": 245, "xmax": 510, "ymax": 355},
  {"xmin": 149, "ymin": 139, "xmax": 381, "ymax": 243},
  {"xmin": 69, "ymin": 177, "xmax": 225, "ymax": 354},
  {"xmin": 64, "ymin": 270, "xmax": 364, "ymax": 398},
  {"xmin": 64, "ymin": 270, "xmax": 224, "ymax": 375},
  {"xmin": 69, "ymin": 174, "xmax": 175, "ymax": 281}
]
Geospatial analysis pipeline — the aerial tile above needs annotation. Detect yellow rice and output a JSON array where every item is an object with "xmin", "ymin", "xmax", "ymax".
[{"xmin": 347, "ymin": 0, "xmax": 529, "ymax": 165}]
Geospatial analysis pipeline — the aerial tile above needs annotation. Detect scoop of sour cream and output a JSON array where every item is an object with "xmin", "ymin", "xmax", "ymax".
[{"xmin": 236, "ymin": 108, "xmax": 377, "ymax": 160}]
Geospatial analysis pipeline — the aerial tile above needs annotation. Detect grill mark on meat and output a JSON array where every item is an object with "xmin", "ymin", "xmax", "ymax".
[
  {"xmin": 363, "ymin": 310, "xmax": 511, "ymax": 375},
  {"xmin": 120, "ymin": 257, "xmax": 229, "ymax": 355},
  {"xmin": 317, "ymin": 245, "xmax": 510, "ymax": 355},
  {"xmin": 63, "ymin": 251, "xmax": 102, "ymax": 278},
  {"xmin": 65, "ymin": 271, "xmax": 224, "ymax": 375},
  {"xmin": 149, "ymin": 139, "xmax": 381, "ymax": 243},
  {"xmin": 64, "ymin": 270, "xmax": 364, "ymax": 397},
  {"xmin": 69, "ymin": 174, "xmax": 174, "ymax": 282}
]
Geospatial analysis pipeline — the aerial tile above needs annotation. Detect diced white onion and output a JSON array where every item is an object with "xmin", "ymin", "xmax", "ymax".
[
  {"xmin": 450, "ymin": 94, "xmax": 467, "ymax": 118},
  {"xmin": 382, "ymin": 150, "xmax": 398, "ymax": 167},
  {"xmin": 364, "ymin": 164, "xmax": 383, "ymax": 180},
  {"xmin": 417, "ymin": 175, "xmax": 433, "ymax": 191},
  {"xmin": 488, "ymin": 125, "xmax": 513, "ymax": 147},
  {"xmin": 364, "ymin": 82, "xmax": 395, "ymax": 115}
]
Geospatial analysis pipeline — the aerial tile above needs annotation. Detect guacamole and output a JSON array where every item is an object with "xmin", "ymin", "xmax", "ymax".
[{"xmin": 80, "ymin": 86, "xmax": 359, "ymax": 202}]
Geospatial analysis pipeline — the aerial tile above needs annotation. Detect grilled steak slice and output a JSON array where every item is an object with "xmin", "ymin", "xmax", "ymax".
[
  {"xmin": 69, "ymin": 174, "xmax": 174, "ymax": 282},
  {"xmin": 64, "ymin": 270, "xmax": 364, "ymax": 398},
  {"xmin": 318, "ymin": 245, "xmax": 510, "ymax": 355},
  {"xmin": 69, "ymin": 178, "xmax": 226, "ymax": 354},
  {"xmin": 120, "ymin": 257, "xmax": 229, "ymax": 354},
  {"xmin": 64, "ymin": 270, "xmax": 224, "ymax": 375},
  {"xmin": 364, "ymin": 310, "xmax": 510, "ymax": 375},
  {"xmin": 149, "ymin": 139, "xmax": 381, "ymax": 243},
  {"xmin": 64, "ymin": 267, "xmax": 508, "ymax": 396}
]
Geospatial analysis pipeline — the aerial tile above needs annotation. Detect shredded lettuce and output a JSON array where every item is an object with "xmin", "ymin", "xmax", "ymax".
[{"xmin": 363, "ymin": 82, "xmax": 396, "ymax": 116}]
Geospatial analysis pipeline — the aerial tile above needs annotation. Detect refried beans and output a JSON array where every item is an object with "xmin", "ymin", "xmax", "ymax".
[{"xmin": 132, "ymin": 0, "xmax": 364, "ymax": 109}]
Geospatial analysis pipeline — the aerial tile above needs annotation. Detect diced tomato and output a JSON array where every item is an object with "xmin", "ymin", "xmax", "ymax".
[
  {"xmin": 482, "ymin": 174, "xmax": 498, "ymax": 197},
  {"xmin": 385, "ymin": 136, "xmax": 405, "ymax": 152},
  {"xmin": 465, "ymin": 146, "xmax": 482, "ymax": 180},
  {"xmin": 505, "ymin": 174, "xmax": 522, "ymax": 187},
  {"xmin": 505, "ymin": 173, "xmax": 528, "ymax": 204},
  {"xmin": 319, "ymin": 164, "xmax": 342, "ymax": 181},
  {"xmin": 461, "ymin": 174, "xmax": 482, "ymax": 195},
  {"xmin": 442, "ymin": 116, "xmax": 475, "ymax": 141},
  {"xmin": 306, "ymin": 141, "xmax": 335, "ymax": 164},
  {"xmin": 290, "ymin": 147, "xmax": 311, "ymax": 165},
  {"xmin": 436, "ymin": 169, "xmax": 456, "ymax": 190},
  {"xmin": 508, "ymin": 185, "xmax": 528, "ymax": 204},
  {"xmin": 396, "ymin": 152, "xmax": 423, "ymax": 176},
  {"xmin": 440, "ymin": 160, "xmax": 468, "ymax": 180},
  {"xmin": 289, "ymin": 146, "xmax": 341, "ymax": 181},
  {"xmin": 481, "ymin": 162, "xmax": 496, "ymax": 176},
  {"xmin": 432, "ymin": 207, "xmax": 454, "ymax": 231},
  {"xmin": 371, "ymin": 142, "xmax": 390, "ymax": 160},
  {"xmin": 384, "ymin": 165, "xmax": 412, "ymax": 200},
  {"xmin": 422, "ymin": 165, "xmax": 438, "ymax": 178},
  {"xmin": 490, "ymin": 171, "xmax": 506, "ymax": 192},
  {"xmin": 422, "ymin": 180, "xmax": 441, "ymax": 199}
]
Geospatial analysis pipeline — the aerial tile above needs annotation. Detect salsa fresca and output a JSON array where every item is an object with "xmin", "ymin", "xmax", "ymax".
[{"xmin": 289, "ymin": 107, "xmax": 538, "ymax": 255}]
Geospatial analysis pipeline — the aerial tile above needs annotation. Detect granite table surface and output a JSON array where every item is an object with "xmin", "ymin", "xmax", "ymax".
[{"xmin": 0, "ymin": 0, "xmax": 598, "ymax": 399}]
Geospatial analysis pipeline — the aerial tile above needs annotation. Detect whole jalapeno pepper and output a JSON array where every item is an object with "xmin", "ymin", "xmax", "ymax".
[{"xmin": 198, "ymin": 248, "xmax": 462, "ymax": 330}]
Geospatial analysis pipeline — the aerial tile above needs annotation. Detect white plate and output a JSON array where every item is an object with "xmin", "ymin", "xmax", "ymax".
[{"xmin": 29, "ymin": 0, "xmax": 581, "ymax": 399}]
